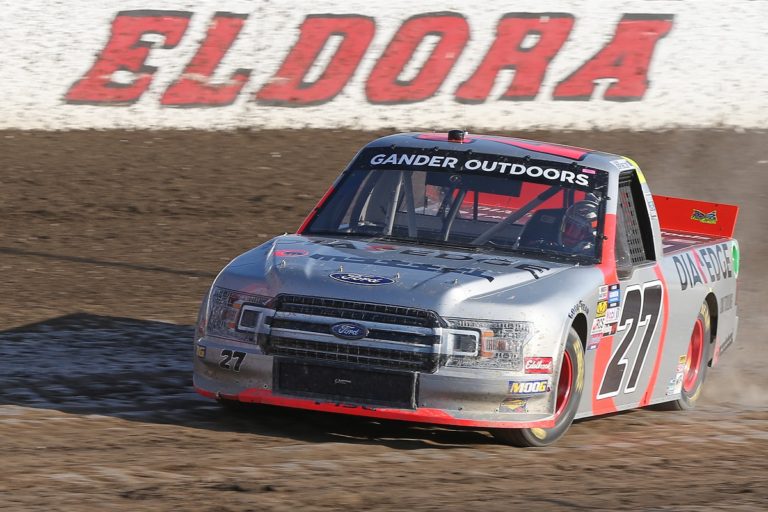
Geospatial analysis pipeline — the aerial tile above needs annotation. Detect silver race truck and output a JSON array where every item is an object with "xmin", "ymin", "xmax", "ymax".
[{"xmin": 193, "ymin": 131, "xmax": 740, "ymax": 446}]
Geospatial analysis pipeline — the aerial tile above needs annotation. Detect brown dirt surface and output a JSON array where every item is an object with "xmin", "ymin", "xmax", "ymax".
[{"xmin": 1, "ymin": 129, "xmax": 767, "ymax": 511}]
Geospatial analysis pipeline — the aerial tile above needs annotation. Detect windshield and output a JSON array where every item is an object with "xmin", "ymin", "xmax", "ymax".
[{"xmin": 306, "ymin": 155, "xmax": 607, "ymax": 262}]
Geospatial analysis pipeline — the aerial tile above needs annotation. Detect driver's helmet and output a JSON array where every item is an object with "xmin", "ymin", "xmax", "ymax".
[{"xmin": 560, "ymin": 197, "xmax": 599, "ymax": 250}]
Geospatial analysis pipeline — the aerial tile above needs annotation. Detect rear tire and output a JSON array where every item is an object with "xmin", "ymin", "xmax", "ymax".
[
  {"xmin": 491, "ymin": 327, "xmax": 584, "ymax": 447},
  {"xmin": 656, "ymin": 301, "xmax": 711, "ymax": 411}
]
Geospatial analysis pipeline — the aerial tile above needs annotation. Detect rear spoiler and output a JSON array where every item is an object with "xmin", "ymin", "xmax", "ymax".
[{"xmin": 652, "ymin": 195, "xmax": 738, "ymax": 238}]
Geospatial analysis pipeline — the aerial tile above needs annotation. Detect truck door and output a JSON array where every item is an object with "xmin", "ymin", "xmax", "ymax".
[{"xmin": 595, "ymin": 170, "xmax": 665, "ymax": 407}]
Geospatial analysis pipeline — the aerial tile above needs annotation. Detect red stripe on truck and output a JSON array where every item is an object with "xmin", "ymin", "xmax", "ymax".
[
  {"xmin": 592, "ymin": 212, "xmax": 618, "ymax": 415},
  {"xmin": 640, "ymin": 264, "xmax": 670, "ymax": 406},
  {"xmin": 196, "ymin": 386, "xmax": 556, "ymax": 429}
]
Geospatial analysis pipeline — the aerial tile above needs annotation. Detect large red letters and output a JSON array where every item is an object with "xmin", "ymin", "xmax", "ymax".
[
  {"xmin": 455, "ymin": 14, "xmax": 574, "ymax": 102},
  {"xmin": 366, "ymin": 13, "xmax": 469, "ymax": 104},
  {"xmin": 255, "ymin": 15, "xmax": 375, "ymax": 106},
  {"xmin": 65, "ymin": 11, "xmax": 191, "ymax": 105},
  {"xmin": 161, "ymin": 13, "xmax": 250, "ymax": 107},
  {"xmin": 66, "ymin": 12, "xmax": 674, "ymax": 107},
  {"xmin": 553, "ymin": 14, "xmax": 674, "ymax": 100}
]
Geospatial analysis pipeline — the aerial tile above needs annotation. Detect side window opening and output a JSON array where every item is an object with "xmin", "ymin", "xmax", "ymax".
[
  {"xmin": 616, "ymin": 171, "xmax": 656, "ymax": 275},
  {"xmin": 615, "ymin": 205, "xmax": 633, "ymax": 272}
]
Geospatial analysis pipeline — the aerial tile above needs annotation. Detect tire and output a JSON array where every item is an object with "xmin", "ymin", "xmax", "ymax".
[
  {"xmin": 656, "ymin": 301, "xmax": 711, "ymax": 411},
  {"xmin": 492, "ymin": 327, "xmax": 584, "ymax": 447}
]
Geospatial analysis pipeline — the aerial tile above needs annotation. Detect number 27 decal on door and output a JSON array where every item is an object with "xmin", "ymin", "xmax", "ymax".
[{"xmin": 597, "ymin": 280, "xmax": 663, "ymax": 399}]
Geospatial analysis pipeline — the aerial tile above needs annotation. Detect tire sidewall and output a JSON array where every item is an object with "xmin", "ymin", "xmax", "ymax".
[{"xmin": 512, "ymin": 328, "xmax": 585, "ymax": 447}]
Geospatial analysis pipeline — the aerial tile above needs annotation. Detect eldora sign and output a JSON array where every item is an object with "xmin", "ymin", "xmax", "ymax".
[{"xmin": 65, "ymin": 10, "xmax": 673, "ymax": 107}]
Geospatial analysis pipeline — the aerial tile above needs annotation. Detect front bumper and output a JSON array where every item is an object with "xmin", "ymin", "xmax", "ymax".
[{"xmin": 194, "ymin": 336, "xmax": 556, "ymax": 429}]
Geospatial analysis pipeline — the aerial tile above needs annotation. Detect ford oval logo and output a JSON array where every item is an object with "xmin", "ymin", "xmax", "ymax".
[
  {"xmin": 331, "ymin": 322, "xmax": 368, "ymax": 340},
  {"xmin": 329, "ymin": 272, "xmax": 395, "ymax": 285}
]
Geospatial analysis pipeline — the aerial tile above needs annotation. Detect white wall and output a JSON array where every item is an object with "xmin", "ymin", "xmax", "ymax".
[{"xmin": 1, "ymin": 0, "xmax": 766, "ymax": 130}]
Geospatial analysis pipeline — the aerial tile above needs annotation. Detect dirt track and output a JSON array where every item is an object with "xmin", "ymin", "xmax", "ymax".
[{"xmin": 1, "ymin": 129, "xmax": 767, "ymax": 511}]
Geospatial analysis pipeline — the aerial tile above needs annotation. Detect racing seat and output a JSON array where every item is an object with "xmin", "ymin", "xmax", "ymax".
[{"xmin": 517, "ymin": 208, "xmax": 566, "ymax": 248}]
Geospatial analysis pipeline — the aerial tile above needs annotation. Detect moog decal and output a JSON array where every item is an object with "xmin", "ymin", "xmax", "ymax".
[{"xmin": 508, "ymin": 380, "xmax": 550, "ymax": 395}]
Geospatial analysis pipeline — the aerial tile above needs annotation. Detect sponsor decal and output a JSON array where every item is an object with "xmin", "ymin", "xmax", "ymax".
[
  {"xmin": 608, "ymin": 284, "xmax": 621, "ymax": 307},
  {"xmin": 508, "ymin": 380, "xmax": 550, "ymax": 395},
  {"xmin": 524, "ymin": 357, "xmax": 553, "ymax": 374},
  {"xmin": 645, "ymin": 192, "xmax": 657, "ymax": 217},
  {"xmin": 317, "ymin": 254, "xmax": 496, "ymax": 282},
  {"xmin": 605, "ymin": 306, "xmax": 620, "ymax": 323},
  {"xmin": 591, "ymin": 317, "xmax": 606, "ymax": 335},
  {"xmin": 610, "ymin": 159, "xmax": 635, "ymax": 171},
  {"xmin": 330, "ymin": 322, "xmax": 368, "ymax": 340},
  {"xmin": 568, "ymin": 300, "xmax": 589, "ymax": 319},
  {"xmin": 691, "ymin": 209, "xmax": 717, "ymax": 224},
  {"xmin": 309, "ymin": 241, "xmax": 545, "ymax": 281},
  {"xmin": 364, "ymin": 244, "xmax": 398, "ymax": 252},
  {"xmin": 515, "ymin": 263, "xmax": 551, "ymax": 280},
  {"xmin": 369, "ymin": 153, "xmax": 595, "ymax": 187},
  {"xmin": 598, "ymin": 285, "xmax": 608, "ymax": 300},
  {"xmin": 669, "ymin": 371, "xmax": 684, "ymax": 395},
  {"xmin": 499, "ymin": 398, "xmax": 528, "ymax": 414},
  {"xmin": 673, "ymin": 243, "xmax": 733, "ymax": 291},
  {"xmin": 676, "ymin": 355, "xmax": 687, "ymax": 373},
  {"xmin": 196, "ymin": 345, "xmax": 206, "ymax": 358},
  {"xmin": 720, "ymin": 293, "xmax": 733, "ymax": 313},
  {"xmin": 65, "ymin": 12, "xmax": 674, "ymax": 108},
  {"xmin": 329, "ymin": 272, "xmax": 395, "ymax": 285},
  {"xmin": 587, "ymin": 333, "xmax": 602, "ymax": 351},
  {"xmin": 596, "ymin": 300, "xmax": 608, "ymax": 318},
  {"xmin": 275, "ymin": 249, "xmax": 309, "ymax": 257}
]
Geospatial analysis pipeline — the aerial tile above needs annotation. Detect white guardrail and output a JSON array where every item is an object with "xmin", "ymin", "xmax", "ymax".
[{"xmin": 1, "ymin": 0, "xmax": 766, "ymax": 130}]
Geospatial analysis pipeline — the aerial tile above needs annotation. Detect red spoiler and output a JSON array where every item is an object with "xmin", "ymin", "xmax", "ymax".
[{"xmin": 652, "ymin": 195, "xmax": 739, "ymax": 238}]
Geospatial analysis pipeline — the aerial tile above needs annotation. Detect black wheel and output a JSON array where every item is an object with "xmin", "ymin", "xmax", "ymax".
[
  {"xmin": 656, "ymin": 301, "xmax": 711, "ymax": 411},
  {"xmin": 492, "ymin": 327, "xmax": 584, "ymax": 447}
]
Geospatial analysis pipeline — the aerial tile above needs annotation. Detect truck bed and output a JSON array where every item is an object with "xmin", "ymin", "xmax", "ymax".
[{"xmin": 661, "ymin": 230, "xmax": 731, "ymax": 255}]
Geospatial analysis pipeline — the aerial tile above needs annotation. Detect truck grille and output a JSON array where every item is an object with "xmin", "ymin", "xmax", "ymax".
[
  {"xmin": 275, "ymin": 295, "xmax": 441, "ymax": 328},
  {"xmin": 265, "ymin": 295, "xmax": 441, "ymax": 373},
  {"xmin": 269, "ymin": 337, "xmax": 436, "ymax": 372}
]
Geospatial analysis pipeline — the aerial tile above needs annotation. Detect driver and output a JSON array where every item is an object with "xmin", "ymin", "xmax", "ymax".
[{"xmin": 560, "ymin": 197, "xmax": 599, "ymax": 254}]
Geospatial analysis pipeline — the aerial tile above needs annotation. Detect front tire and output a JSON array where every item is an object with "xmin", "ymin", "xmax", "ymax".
[{"xmin": 492, "ymin": 327, "xmax": 584, "ymax": 447}]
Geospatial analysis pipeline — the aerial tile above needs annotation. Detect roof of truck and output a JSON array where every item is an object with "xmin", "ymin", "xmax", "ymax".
[{"xmin": 364, "ymin": 132, "xmax": 634, "ymax": 174}]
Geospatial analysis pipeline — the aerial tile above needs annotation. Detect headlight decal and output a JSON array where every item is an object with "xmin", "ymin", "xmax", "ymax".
[
  {"xmin": 206, "ymin": 287, "xmax": 273, "ymax": 343},
  {"xmin": 444, "ymin": 319, "xmax": 533, "ymax": 371}
]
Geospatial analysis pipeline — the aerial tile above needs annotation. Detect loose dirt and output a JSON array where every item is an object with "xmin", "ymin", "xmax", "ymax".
[{"xmin": 1, "ymin": 129, "xmax": 766, "ymax": 511}]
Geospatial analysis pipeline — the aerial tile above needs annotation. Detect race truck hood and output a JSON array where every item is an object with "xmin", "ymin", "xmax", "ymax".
[{"xmin": 215, "ymin": 235, "xmax": 579, "ymax": 318}]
